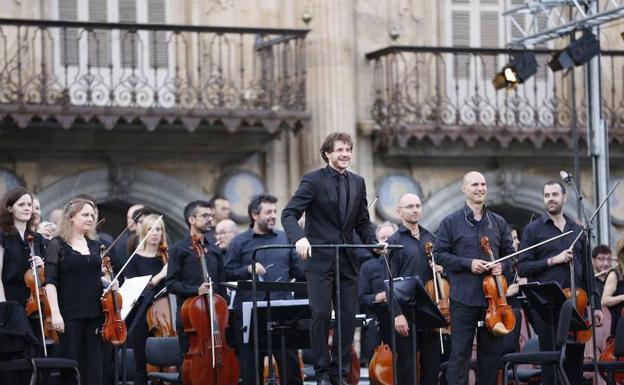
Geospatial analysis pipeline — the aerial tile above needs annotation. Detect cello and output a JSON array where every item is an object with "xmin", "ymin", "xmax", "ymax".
[
  {"xmin": 146, "ymin": 243, "xmax": 177, "ymax": 376},
  {"xmin": 100, "ymin": 246, "xmax": 128, "ymax": 346},
  {"xmin": 23, "ymin": 235, "xmax": 59, "ymax": 351},
  {"xmin": 180, "ymin": 234, "xmax": 239, "ymax": 385},
  {"xmin": 480, "ymin": 236, "xmax": 516, "ymax": 336}
]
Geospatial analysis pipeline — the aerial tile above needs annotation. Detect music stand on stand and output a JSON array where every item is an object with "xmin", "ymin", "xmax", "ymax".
[
  {"xmin": 236, "ymin": 280, "xmax": 308, "ymax": 385},
  {"xmin": 384, "ymin": 275, "xmax": 447, "ymax": 385}
]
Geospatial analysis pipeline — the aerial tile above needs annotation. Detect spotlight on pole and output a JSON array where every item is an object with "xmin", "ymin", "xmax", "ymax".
[
  {"xmin": 548, "ymin": 32, "xmax": 600, "ymax": 72},
  {"xmin": 492, "ymin": 52, "xmax": 537, "ymax": 90}
]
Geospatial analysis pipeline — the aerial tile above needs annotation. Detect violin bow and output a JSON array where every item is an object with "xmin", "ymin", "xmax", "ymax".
[{"xmin": 484, "ymin": 231, "xmax": 573, "ymax": 268}]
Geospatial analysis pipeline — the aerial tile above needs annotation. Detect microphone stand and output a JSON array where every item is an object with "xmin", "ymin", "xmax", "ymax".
[{"xmin": 565, "ymin": 176, "xmax": 619, "ymax": 384}]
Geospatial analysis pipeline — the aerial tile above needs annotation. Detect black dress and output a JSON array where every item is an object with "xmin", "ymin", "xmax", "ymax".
[
  {"xmin": 44, "ymin": 236, "xmax": 103, "ymax": 385},
  {"xmin": 124, "ymin": 253, "xmax": 165, "ymax": 385},
  {"xmin": 0, "ymin": 229, "xmax": 46, "ymax": 307},
  {"xmin": 606, "ymin": 270, "xmax": 624, "ymax": 337}
]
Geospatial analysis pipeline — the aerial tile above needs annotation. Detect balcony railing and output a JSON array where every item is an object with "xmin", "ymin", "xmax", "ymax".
[
  {"xmin": 0, "ymin": 18, "xmax": 309, "ymax": 131},
  {"xmin": 366, "ymin": 46, "xmax": 624, "ymax": 150}
]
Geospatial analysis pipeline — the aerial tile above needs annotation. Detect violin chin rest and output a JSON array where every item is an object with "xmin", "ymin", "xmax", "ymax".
[{"xmin": 491, "ymin": 322, "xmax": 510, "ymax": 336}]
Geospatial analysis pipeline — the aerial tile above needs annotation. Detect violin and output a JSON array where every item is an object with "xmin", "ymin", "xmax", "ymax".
[
  {"xmin": 369, "ymin": 342, "xmax": 393, "ymax": 385},
  {"xmin": 480, "ymin": 236, "xmax": 516, "ymax": 336},
  {"xmin": 562, "ymin": 271, "xmax": 592, "ymax": 343},
  {"xmin": 100, "ymin": 246, "xmax": 127, "ymax": 346},
  {"xmin": 600, "ymin": 335, "xmax": 624, "ymax": 383},
  {"xmin": 146, "ymin": 244, "xmax": 177, "ymax": 375},
  {"xmin": 23, "ymin": 235, "xmax": 59, "ymax": 348},
  {"xmin": 180, "ymin": 234, "xmax": 239, "ymax": 385},
  {"xmin": 423, "ymin": 242, "xmax": 451, "ymax": 327}
]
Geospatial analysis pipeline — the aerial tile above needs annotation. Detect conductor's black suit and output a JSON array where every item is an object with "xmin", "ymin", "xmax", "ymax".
[{"xmin": 282, "ymin": 165, "xmax": 377, "ymax": 382}]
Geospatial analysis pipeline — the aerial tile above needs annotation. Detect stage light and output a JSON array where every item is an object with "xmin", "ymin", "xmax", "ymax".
[
  {"xmin": 492, "ymin": 52, "xmax": 537, "ymax": 90},
  {"xmin": 548, "ymin": 32, "xmax": 600, "ymax": 72}
]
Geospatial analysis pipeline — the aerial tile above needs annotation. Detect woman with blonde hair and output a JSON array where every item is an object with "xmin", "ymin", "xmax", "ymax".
[
  {"xmin": 44, "ymin": 198, "xmax": 106, "ymax": 385},
  {"xmin": 122, "ymin": 213, "xmax": 169, "ymax": 385},
  {"xmin": 601, "ymin": 234, "xmax": 624, "ymax": 336}
]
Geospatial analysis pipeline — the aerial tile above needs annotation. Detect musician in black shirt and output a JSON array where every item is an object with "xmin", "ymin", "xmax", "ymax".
[
  {"xmin": 386, "ymin": 193, "xmax": 440, "ymax": 385},
  {"xmin": 45, "ymin": 199, "xmax": 106, "ymax": 385},
  {"xmin": 123, "ymin": 214, "xmax": 169, "ymax": 385},
  {"xmin": 517, "ymin": 180, "xmax": 603, "ymax": 385},
  {"xmin": 165, "ymin": 200, "xmax": 224, "ymax": 364}
]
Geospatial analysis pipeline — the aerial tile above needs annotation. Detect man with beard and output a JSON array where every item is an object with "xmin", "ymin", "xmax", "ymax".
[
  {"xmin": 434, "ymin": 171, "xmax": 515, "ymax": 385},
  {"xmin": 517, "ymin": 180, "xmax": 603, "ymax": 385},
  {"xmin": 518, "ymin": 180, "xmax": 603, "ymax": 385},
  {"xmin": 385, "ymin": 193, "xmax": 441, "ymax": 385},
  {"xmin": 282, "ymin": 132, "xmax": 382, "ymax": 385},
  {"xmin": 166, "ymin": 200, "xmax": 225, "ymax": 363},
  {"xmin": 225, "ymin": 193, "xmax": 304, "ymax": 385}
]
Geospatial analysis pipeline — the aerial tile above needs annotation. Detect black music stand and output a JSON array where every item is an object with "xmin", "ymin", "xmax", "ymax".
[
  {"xmin": 384, "ymin": 275, "xmax": 447, "ymax": 385},
  {"xmin": 238, "ymin": 280, "xmax": 308, "ymax": 385},
  {"xmin": 520, "ymin": 282, "xmax": 588, "ymax": 347}
]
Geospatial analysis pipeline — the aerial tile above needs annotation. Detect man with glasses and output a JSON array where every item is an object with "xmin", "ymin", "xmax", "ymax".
[
  {"xmin": 166, "ymin": 200, "xmax": 226, "ymax": 363},
  {"xmin": 434, "ymin": 171, "xmax": 515, "ymax": 385},
  {"xmin": 592, "ymin": 244, "xmax": 614, "ymax": 298}
]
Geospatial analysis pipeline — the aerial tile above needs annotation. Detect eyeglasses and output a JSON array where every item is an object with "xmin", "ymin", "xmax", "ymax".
[
  {"xmin": 398, "ymin": 204, "xmax": 421, "ymax": 210},
  {"xmin": 194, "ymin": 213, "xmax": 213, "ymax": 219}
]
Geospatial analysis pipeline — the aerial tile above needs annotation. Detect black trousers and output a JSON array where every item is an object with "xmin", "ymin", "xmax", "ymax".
[
  {"xmin": 529, "ymin": 307, "xmax": 584, "ymax": 385},
  {"xmin": 56, "ymin": 317, "xmax": 103, "ymax": 385},
  {"xmin": 306, "ymin": 255, "xmax": 358, "ymax": 381},
  {"xmin": 395, "ymin": 330, "xmax": 441, "ymax": 385},
  {"xmin": 233, "ymin": 309, "xmax": 303, "ymax": 385},
  {"xmin": 446, "ymin": 301, "xmax": 502, "ymax": 385}
]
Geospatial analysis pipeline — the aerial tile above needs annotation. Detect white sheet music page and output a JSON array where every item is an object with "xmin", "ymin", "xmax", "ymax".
[{"xmin": 119, "ymin": 275, "xmax": 152, "ymax": 320}]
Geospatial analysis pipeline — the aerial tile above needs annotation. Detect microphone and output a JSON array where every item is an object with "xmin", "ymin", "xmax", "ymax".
[{"xmin": 560, "ymin": 170, "xmax": 573, "ymax": 184}]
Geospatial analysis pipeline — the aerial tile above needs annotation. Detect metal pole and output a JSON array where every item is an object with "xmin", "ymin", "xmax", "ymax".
[{"xmin": 585, "ymin": 2, "xmax": 610, "ymax": 245}]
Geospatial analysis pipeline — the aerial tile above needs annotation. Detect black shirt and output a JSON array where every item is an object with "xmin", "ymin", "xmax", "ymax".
[
  {"xmin": 124, "ymin": 253, "xmax": 165, "ymax": 290},
  {"xmin": 224, "ymin": 228, "xmax": 304, "ymax": 309},
  {"xmin": 434, "ymin": 204, "xmax": 515, "ymax": 307},
  {"xmin": 517, "ymin": 214, "xmax": 586, "ymax": 288},
  {"xmin": 165, "ymin": 234, "xmax": 224, "ymax": 318},
  {"xmin": 44, "ymin": 237, "xmax": 103, "ymax": 320},
  {"xmin": 605, "ymin": 270, "xmax": 624, "ymax": 336},
  {"xmin": 0, "ymin": 229, "xmax": 46, "ymax": 306},
  {"xmin": 358, "ymin": 257, "xmax": 388, "ymax": 314}
]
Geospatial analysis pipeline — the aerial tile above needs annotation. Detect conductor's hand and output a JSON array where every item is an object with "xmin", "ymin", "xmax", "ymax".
[
  {"xmin": 552, "ymin": 249, "xmax": 573, "ymax": 265},
  {"xmin": 395, "ymin": 314, "xmax": 409, "ymax": 337},
  {"xmin": 373, "ymin": 242, "xmax": 388, "ymax": 255},
  {"xmin": 295, "ymin": 237, "xmax": 312, "ymax": 260},
  {"xmin": 490, "ymin": 263, "xmax": 502, "ymax": 276},
  {"xmin": 198, "ymin": 282, "xmax": 210, "ymax": 295},
  {"xmin": 247, "ymin": 262, "xmax": 266, "ymax": 276},
  {"xmin": 471, "ymin": 259, "xmax": 490, "ymax": 274}
]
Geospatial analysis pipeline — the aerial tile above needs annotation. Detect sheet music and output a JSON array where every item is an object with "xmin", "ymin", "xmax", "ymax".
[
  {"xmin": 118, "ymin": 275, "xmax": 152, "ymax": 320},
  {"xmin": 242, "ymin": 299, "xmax": 309, "ymax": 343}
]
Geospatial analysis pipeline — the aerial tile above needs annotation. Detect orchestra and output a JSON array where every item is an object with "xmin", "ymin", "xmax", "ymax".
[{"xmin": 1, "ymin": 132, "xmax": 623, "ymax": 385}]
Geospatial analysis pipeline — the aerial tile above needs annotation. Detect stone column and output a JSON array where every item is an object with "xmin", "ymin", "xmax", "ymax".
[
  {"xmin": 265, "ymin": 133, "xmax": 290, "ymax": 228},
  {"xmin": 299, "ymin": 0, "xmax": 357, "ymax": 172}
]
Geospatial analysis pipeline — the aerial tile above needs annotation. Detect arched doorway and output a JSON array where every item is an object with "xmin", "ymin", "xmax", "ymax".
[{"xmin": 37, "ymin": 167, "xmax": 208, "ymax": 242}]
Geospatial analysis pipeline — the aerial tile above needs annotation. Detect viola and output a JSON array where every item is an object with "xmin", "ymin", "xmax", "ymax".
[
  {"xmin": 369, "ymin": 342, "xmax": 393, "ymax": 385},
  {"xmin": 180, "ymin": 234, "xmax": 239, "ymax": 385},
  {"xmin": 100, "ymin": 246, "xmax": 127, "ymax": 346},
  {"xmin": 480, "ymin": 236, "xmax": 516, "ymax": 336},
  {"xmin": 146, "ymin": 244, "xmax": 177, "ymax": 375},
  {"xmin": 561, "ymin": 248, "xmax": 592, "ymax": 343},
  {"xmin": 23, "ymin": 235, "xmax": 59, "ymax": 347}
]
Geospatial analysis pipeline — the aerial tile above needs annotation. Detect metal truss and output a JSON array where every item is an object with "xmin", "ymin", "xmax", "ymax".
[{"xmin": 504, "ymin": 0, "xmax": 624, "ymax": 47}]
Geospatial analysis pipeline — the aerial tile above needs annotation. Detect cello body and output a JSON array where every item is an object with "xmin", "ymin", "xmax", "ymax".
[
  {"xmin": 180, "ymin": 292, "xmax": 239, "ymax": 385},
  {"xmin": 368, "ymin": 342, "xmax": 393, "ymax": 385}
]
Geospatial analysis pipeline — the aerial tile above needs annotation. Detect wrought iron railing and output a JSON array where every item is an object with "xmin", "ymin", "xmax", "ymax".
[
  {"xmin": 0, "ymin": 18, "xmax": 308, "ymax": 128},
  {"xmin": 366, "ymin": 46, "xmax": 624, "ymax": 149}
]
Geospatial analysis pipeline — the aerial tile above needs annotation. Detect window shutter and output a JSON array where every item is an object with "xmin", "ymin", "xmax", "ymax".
[
  {"xmin": 148, "ymin": 0, "xmax": 168, "ymax": 68},
  {"xmin": 119, "ymin": 0, "xmax": 138, "ymax": 67},
  {"xmin": 452, "ymin": 10, "xmax": 471, "ymax": 78},
  {"xmin": 480, "ymin": 10, "xmax": 499, "ymax": 75},
  {"xmin": 88, "ymin": 0, "xmax": 110, "ymax": 66},
  {"xmin": 59, "ymin": 0, "xmax": 79, "ymax": 65}
]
